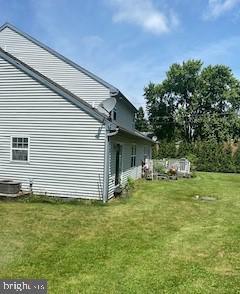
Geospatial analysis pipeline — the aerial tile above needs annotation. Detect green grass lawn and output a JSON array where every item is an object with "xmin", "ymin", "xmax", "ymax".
[{"xmin": 1, "ymin": 172, "xmax": 240, "ymax": 293}]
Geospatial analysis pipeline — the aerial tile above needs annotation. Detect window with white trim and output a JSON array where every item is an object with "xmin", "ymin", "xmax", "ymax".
[
  {"xmin": 11, "ymin": 137, "xmax": 29, "ymax": 162},
  {"xmin": 131, "ymin": 144, "xmax": 136, "ymax": 167}
]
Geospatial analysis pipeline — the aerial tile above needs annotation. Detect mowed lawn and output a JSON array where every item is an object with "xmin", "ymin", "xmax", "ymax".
[{"xmin": 1, "ymin": 173, "xmax": 240, "ymax": 293}]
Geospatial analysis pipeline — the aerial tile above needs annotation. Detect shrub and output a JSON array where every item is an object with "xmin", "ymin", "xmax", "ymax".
[
  {"xmin": 125, "ymin": 177, "xmax": 135, "ymax": 192},
  {"xmin": 156, "ymin": 140, "xmax": 177, "ymax": 159},
  {"xmin": 221, "ymin": 143, "xmax": 236, "ymax": 173},
  {"xmin": 186, "ymin": 153, "xmax": 198, "ymax": 172},
  {"xmin": 178, "ymin": 141, "xmax": 192, "ymax": 158},
  {"xmin": 233, "ymin": 145, "xmax": 240, "ymax": 173},
  {"xmin": 154, "ymin": 162, "xmax": 166, "ymax": 174},
  {"xmin": 153, "ymin": 140, "xmax": 240, "ymax": 173}
]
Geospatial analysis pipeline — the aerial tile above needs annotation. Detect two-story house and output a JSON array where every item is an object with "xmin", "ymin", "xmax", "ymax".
[{"xmin": 0, "ymin": 23, "xmax": 153, "ymax": 202}]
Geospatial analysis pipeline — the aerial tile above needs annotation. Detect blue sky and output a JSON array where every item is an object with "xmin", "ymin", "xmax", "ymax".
[{"xmin": 1, "ymin": 0, "xmax": 240, "ymax": 108}]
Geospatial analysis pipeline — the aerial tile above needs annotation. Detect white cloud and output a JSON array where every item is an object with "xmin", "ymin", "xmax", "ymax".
[
  {"xmin": 107, "ymin": 0, "xmax": 179, "ymax": 35},
  {"xmin": 103, "ymin": 35, "xmax": 240, "ymax": 107},
  {"xmin": 205, "ymin": 0, "xmax": 240, "ymax": 19}
]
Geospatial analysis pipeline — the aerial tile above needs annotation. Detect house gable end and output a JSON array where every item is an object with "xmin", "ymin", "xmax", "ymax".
[
  {"xmin": 0, "ymin": 23, "xmax": 137, "ymax": 113},
  {"xmin": 0, "ymin": 23, "xmax": 111, "ymax": 106},
  {"xmin": 0, "ymin": 48, "xmax": 106, "ymax": 123},
  {"xmin": 0, "ymin": 23, "xmax": 117, "ymax": 93}
]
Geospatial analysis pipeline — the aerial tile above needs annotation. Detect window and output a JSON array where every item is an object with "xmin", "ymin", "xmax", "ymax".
[
  {"xmin": 11, "ymin": 137, "xmax": 29, "ymax": 162},
  {"xmin": 131, "ymin": 144, "xmax": 136, "ymax": 167}
]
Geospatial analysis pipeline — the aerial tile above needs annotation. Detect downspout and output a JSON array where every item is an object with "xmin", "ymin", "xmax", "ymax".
[{"xmin": 102, "ymin": 125, "xmax": 119, "ymax": 203}]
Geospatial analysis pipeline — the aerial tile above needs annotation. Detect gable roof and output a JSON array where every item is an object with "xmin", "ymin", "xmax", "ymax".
[
  {"xmin": 0, "ymin": 47, "xmax": 154, "ymax": 143},
  {"xmin": 0, "ymin": 22, "xmax": 137, "ymax": 112},
  {"xmin": 0, "ymin": 47, "xmax": 107, "ymax": 123}
]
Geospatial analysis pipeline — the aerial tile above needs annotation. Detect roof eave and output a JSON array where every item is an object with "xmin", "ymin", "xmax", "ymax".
[
  {"xmin": 0, "ymin": 22, "xmax": 138, "ymax": 113},
  {"xmin": 0, "ymin": 22, "xmax": 118, "ymax": 92},
  {"xmin": 118, "ymin": 126, "xmax": 155, "ymax": 143},
  {"xmin": 0, "ymin": 48, "xmax": 109, "ymax": 124},
  {"xmin": 110, "ymin": 90, "xmax": 137, "ymax": 112}
]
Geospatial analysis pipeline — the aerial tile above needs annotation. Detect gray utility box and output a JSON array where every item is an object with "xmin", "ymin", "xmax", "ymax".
[{"xmin": 0, "ymin": 180, "xmax": 21, "ymax": 194}]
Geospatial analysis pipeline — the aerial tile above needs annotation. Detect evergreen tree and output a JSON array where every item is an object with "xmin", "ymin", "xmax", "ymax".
[{"xmin": 135, "ymin": 107, "xmax": 149, "ymax": 132}]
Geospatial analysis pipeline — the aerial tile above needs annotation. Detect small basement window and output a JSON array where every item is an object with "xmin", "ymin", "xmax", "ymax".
[
  {"xmin": 131, "ymin": 144, "xmax": 136, "ymax": 167},
  {"xmin": 11, "ymin": 137, "xmax": 29, "ymax": 162}
]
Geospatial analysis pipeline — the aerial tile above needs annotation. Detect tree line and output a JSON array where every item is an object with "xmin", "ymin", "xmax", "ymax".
[
  {"xmin": 135, "ymin": 60, "xmax": 240, "ymax": 172},
  {"xmin": 136, "ymin": 59, "xmax": 240, "ymax": 142}
]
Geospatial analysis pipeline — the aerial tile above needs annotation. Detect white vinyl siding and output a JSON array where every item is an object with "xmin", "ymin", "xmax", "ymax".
[
  {"xmin": 0, "ymin": 26, "xmax": 140, "ymax": 133},
  {"xmin": 0, "ymin": 27, "xmax": 110, "ymax": 106},
  {"xmin": 144, "ymin": 145, "xmax": 150, "ymax": 161},
  {"xmin": 108, "ymin": 134, "xmax": 152, "ymax": 199},
  {"xmin": 115, "ymin": 100, "xmax": 136, "ymax": 130},
  {"xmin": 131, "ymin": 144, "xmax": 136, "ymax": 167},
  {"xmin": 0, "ymin": 56, "xmax": 106, "ymax": 199}
]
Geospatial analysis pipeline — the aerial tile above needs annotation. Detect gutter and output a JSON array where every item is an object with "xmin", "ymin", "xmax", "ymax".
[{"xmin": 102, "ymin": 124, "xmax": 119, "ymax": 203}]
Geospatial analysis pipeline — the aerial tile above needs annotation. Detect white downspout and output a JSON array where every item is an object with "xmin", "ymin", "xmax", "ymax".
[{"xmin": 102, "ymin": 125, "xmax": 119, "ymax": 203}]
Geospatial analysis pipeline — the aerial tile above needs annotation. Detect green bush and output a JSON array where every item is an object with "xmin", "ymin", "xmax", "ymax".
[
  {"xmin": 186, "ymin": 153, "xmax": 198, "ymax": 172},
  {"xmin": 154, "ymin": 162, "xmax": 166, "ymax": 174},
  {"xmin": 155, "ymin": 140, "xmax": 177, "ymax": 159},
  {"xmin": 234, "ymin": 146, "xmax": 240, "ymax": 173},
  {"xmin": 178, "ymin": 141, "xmax": 193, "ymax": 158},
  {"xmin": 153, "ymin": 140, "xmax": 240, "ymax": 173},
  {"xmin": 221, "ymin": 144, "xmax": 236, "ymax": 173},
  {"xmin": 125, "ymin": 177, "xmax": 135, "ymax": 192}
]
